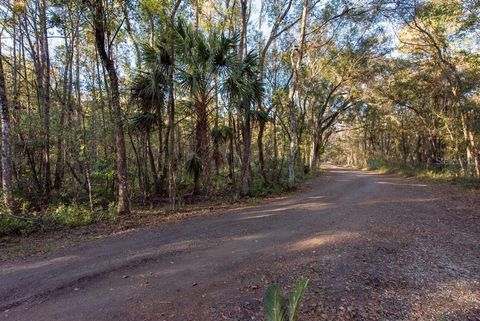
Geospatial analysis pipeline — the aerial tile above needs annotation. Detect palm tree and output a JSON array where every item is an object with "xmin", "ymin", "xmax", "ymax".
[
  {"xmin": 175, "ymin": 22, "xmax": 237, "ymax": 195},
  {"xmin": 224, "ymin": 51, "xmax": 264, "ymax": 196},
  {"xmin": 134, "ymin": 21, "xmax": 263, "ymax": 198},
  {"xmin": 131, "ymin": 40, "xmax": 171, "ymax": 195}
]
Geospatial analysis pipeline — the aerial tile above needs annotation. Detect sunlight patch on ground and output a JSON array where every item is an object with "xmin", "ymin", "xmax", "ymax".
[
  {"xmin": 377, "ymin": 181, "xmax": 428, "ymax": 187},
  {"xmin": 1, "ymin": 255, "xmax": 80, "ymax": 275},
  {"xmin": 290, "ymin": 231, "xmax": 360, "ymax": 252},
  {"xmin": 236, "ymin": 201, "xmax": 333, "ymax": 220},
  {"xmin": 235, "ymin": 213, "xmax": 277, "ymax": 221},
  {"xmin": 358, "ymin": 198, "xmax": 440, "ymax": 206},
  {"xmin": 229, "ymin": 234, "xmax": 267, "ymax": 242}
]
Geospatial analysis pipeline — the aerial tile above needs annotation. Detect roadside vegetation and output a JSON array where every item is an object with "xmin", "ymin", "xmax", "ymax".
[{"xmin": 364, "ymin": 160, "xmax": 480, "ymax": 190}]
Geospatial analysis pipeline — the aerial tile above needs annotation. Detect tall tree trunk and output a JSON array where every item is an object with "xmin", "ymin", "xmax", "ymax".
[
  {"xmin": 257, "ymin": 120, "xmax": 267, "ymax": 182},
  {"xmin": 256, "ymin": 0, "xmax": 293, "ymax": 182},
  {"xmin": 195, "ymin": 98, "xmax": 211, "ymax": 195},
  {"xmin": 194, "ymin": 0, "xmax": 200, "ymax": 30},
  {"xmin": 146, "ymin": 130, "xmax": 159, "ymax": 194},
  {"xmin": 240, "ymin": 110, "xmax": 251, "ymax": 196},
  {"xmin": 167, "ymin": 73, "xmax": 176, "ymax": 207},
  {"xmin": 309, "ymin": 130, "xmax": 322, "ymax": 170},
  {"xmin": 287, "ymin": 0, "xmax": 308, "ymax": 189},
  {"xmin": 273, "ymin": 110, "xmax": 278, "ymax": 163},
  {"xmin": 462, "ymin": 112, "xmax": 480, "ymax": 176},
  {"xmin": 228, "ymin": 111, "xmax": 235, "ymax": 184},
  {"xmin": 213, "ymin": 78, "xmax": 221, "ymax": 176},
  {"xmin": 167, "ymin": 3, "xmax": 180, "ymax": 209},
  {"xmin": 239, "ymin": 0, "xmax": 251, "ymax": 196},
  {"xmin": 38, "ymin": 0, "xmax": 52, "ymax": 199},
  {"xmin": 54, "ymin": 27, "xmax": 75, "ymax": 190},
  {"xmin": 0, "ymin": 40, "xmax": 14, "ymax": 210},
  {"xmin": 89, "ymin": 0, "xmax": 130, "ymax": 215}
]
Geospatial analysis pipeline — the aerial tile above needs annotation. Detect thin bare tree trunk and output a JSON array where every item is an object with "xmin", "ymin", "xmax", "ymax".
[{"xmin": 0, "ymin": 39, "xmax": 14, "ymax": 210}]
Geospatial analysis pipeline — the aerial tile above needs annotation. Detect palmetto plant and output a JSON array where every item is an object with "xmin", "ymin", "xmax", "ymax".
[
  {"xmin": 250, "ymin": 110, "xmax": 270, "ymax": 124},
  {"xmin": 130, "ymin": 39, "xmax": 172, "ymax": 195},
  {"xmin": 223, "ymin": 50, "xmax": 264, "ymax": 106},
  {"xmin": 175, "ymin": 21, "xmax": 238, "ymax": 195},
  {"xmin": 264, "ymin": 277, "xmax": 310, "ymax": 321},
  {"xmin": 131, "ymin": 40, "xmax": 171, "ymax": 110},
  {"xmin": 132, "ymin": 21, "xmax": 264, "ymax": 195},
  {"xmin": 211, "ymin": 125, "xmax": 233, "ymax": 144},
  {"xmin": 224, "ymin": 50, "xmax": 265, "ymax": 195}
]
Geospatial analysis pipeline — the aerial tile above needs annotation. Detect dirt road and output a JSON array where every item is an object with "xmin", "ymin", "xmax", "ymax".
[{"xmin": 1, "ymin": 167, "xmax": 479, "ymax": 321}]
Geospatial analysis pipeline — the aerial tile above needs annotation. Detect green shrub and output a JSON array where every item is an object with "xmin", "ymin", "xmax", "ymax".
[
  {"xmin": 264, "ymin": 277, "xmax": 310, "ymax": 321},
  {"xmin": 0, "ymin": 214, "xmax": 37, "ymax": 236},
  {"xmin": 106, "ymin": 202, "xmax": 119, "ymax": 220},
  {"xmin": 249, "ymin": 182, "xmax": 286, "ymax": 197},
  {"xmin": 48, "ymin": 204, "xmax": 93, "ymax": 228}
]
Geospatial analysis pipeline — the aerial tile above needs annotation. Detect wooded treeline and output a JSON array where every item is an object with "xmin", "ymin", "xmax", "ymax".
[
  {"xmin": 330, "ymin": 1, "xmax": 480, "ymax": 176},
  {"xmin": 0, "ymin": 0, "xmax": 478, "ymax": 219}
]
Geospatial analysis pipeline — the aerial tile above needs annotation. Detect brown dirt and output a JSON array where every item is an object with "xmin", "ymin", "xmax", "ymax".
[{"xmin": 1, "ymin": 166, "xmax": 479, "ymax": 321}]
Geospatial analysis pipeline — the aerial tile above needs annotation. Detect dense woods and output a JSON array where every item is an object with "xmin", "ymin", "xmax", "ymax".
[{"xmin": 0, "ymin": 0, "xmax": 478, "ymax": 232}]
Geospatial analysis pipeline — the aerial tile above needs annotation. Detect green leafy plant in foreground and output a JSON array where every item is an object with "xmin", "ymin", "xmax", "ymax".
[{"xmin": 264, "ymin": 277, "xmax": 310, "ymax": 321}]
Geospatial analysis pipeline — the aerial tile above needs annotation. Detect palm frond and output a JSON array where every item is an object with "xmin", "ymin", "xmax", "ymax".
[
  {"xmin": 186, "ymin": 155, "xmax": 202, "ymax": 177},
  {"xmin": 250, "ymin": 110, "xmax": 270, "ymax": 123},
  {"xmin": 287, "ymin": 277, "xmax": 309, "ymax": 321},
  {"xmin": 264, "ymin": 285, "xmax": 286, "ymax": 321},
  {"xmin": 131, "ymin": 70, "xmax": 167, "ymax": 109},
  {"xmin": 130, "ymin": 111, "xmax": 158, "ymax": 132},
  {"xmin": 211, "ymin": 125, "xmax": 233, "ymax": 143}
]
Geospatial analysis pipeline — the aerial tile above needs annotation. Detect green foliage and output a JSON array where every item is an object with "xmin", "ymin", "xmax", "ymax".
[
  {"xmin": 0, "ymin": 202, "xmax": 122, "ymax": 237},
  {"xmin": 250, "ymin": 110, "xmax": 270, "ymax": 123},
  {"xmin": 47, "ymin": 204, "xmax": 93, "ymax": 228},
  {"xmin": 5, "ymin": 0, "xmax": 479, "ymax": 239},
  {"xmin": 248, "ymin": 179, "xmax": 287, "ymax": 198},
  {"xmin": 365, "ymin": 159, "xmax": 480, "ymax": 189},
  {"xmin": 264, "ymin": 277, "xmax": 310, "ymax": 321},
  {"xmin": 94, "ymin": 202, "xmax": 119, "ymax": 222},
  {"xmin": 211, "ymin": 125, "xmax": 233, "ymax": 143},
  {"xmin": 287, "ymin": 278, "xmax": 310, "ymax": 321},
  {"xmin": 186, "ymin": 155, "xmax": 203, "ymax": 177},
  {"xmin": 264, "ymin": 285, "xmax": 286, "ymax": 321},
  {"xmin": 130, "ymin": 111, "xmax": 159, "ymax": 132},
  {"xmin": 0, "ymin": 214, "xmax": 37, "ymax": 237}
]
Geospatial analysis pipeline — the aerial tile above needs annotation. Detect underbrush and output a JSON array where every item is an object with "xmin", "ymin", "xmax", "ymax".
[
  {"xmin": 2, "ymin": 164, "xmax": 316, "ymax": 238},
  {"xmin": 0, "ymin": 214, "xmax": 37, "ymax": 236},
  {"xmin": 0, "ymin": 203, "xmax": 118, "ymax": 237},
  {"xmin": 365, "ymin": 160, "xmax": 480, "ymax": 189}
]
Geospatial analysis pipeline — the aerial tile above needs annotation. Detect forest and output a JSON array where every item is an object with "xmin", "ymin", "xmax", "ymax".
[{"xmin": 0, "ymin": 0, "xmax": 479, "ymax": 234}]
